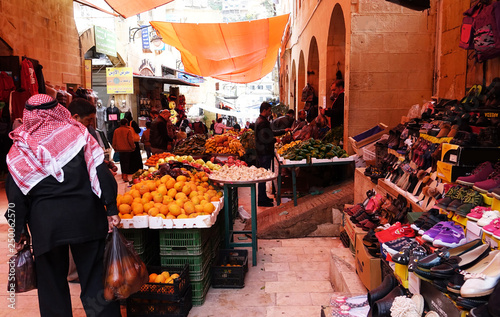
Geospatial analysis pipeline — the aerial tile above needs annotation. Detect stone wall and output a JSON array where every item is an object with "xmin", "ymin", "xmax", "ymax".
[{"xmin": 0, "ymin": 0, "xmax": 82, "ymax": 86}]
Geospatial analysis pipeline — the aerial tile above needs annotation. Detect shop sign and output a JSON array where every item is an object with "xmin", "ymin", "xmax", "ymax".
[
  {"xmin": 106, "ymin": 67, "xmax": 133, "ymax": 94},
  {"xmin": 84, "ymin": 60, "xmax": 92, "ymax": 89},
  {"xmin": 95, "ymin": 26, "xmax": 117, "ymax": 57},
  {"xmin": 141, "ymin": 26, "xmax": 150, "ymax": 50}
]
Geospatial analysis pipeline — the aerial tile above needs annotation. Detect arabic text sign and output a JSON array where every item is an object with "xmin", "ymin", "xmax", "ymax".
[
  {"xmin": 95, "ymin": 26, "xmax": 117, "ymax": 57},
  {"xmin": 106, "ymin": 67, "xmax": 133, "ymax": 94}
]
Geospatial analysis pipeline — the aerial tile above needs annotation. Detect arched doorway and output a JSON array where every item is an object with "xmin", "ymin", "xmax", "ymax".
[
  {"xmin": 326, "ymin": 4, "xmax": 346, "ymax": 136},
  {"xmin": 307, "ymin": 36, "xmax": 320, "ymax": 103},
  {"xmin": 298, "ymin": 51, "xmax": 305, "ymax": 110},
  {"xmin": 291, "ymin": 60, "xmax": 297, "ymax": 112}
]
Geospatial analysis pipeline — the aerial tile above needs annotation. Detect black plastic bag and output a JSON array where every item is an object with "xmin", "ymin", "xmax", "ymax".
[
  {"xmin": 102, "ymin": 227, "xmax": 148, "ymax": 301},
  {"xmin": 8, "ymin": 241, "xmax": 36, "ymax": 293}
]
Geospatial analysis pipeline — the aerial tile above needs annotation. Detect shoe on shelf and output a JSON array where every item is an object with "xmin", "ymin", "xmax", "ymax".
[
  {"xmin": 446, "ymin": 188, "xmax": 473, "ymax": 212},
  {"xmin": 367, "ymin": 274, "xmax": 398, "ymax": 307},
  {"xmin": 473, "ymin": 164, "xmax": 500, "ymax": 193},
  {"xmin": 416, "ymin": 213, "xmax": 449, "ymax": 235},
  {"xmin": 483, "ymin": 218, "xmax": 500, "ymax": 235},
  {"xmin": 447, "ymin": 250, "xmax": 500, "ymax": 295},
  {"xmin": 429, "ymin": 244, "xmax": 490, "ymax": 278},
  {"xmin": 467, "ymin": 206, "xmax": 492, "ymax": 221},
  {"xmin": 422, "ymin": 221, "xmax": 454, "ymax": 243},
  {"xmin": 461, "ymin": 252, "xmax": 500, "ymax": 298},
  {"xmin": 457, "ymin": 161, "xmax": 495, "ymax": 186},
  {"xmin": 381, "ymin": 237, "xmax": 414, "ymax": 258},
  {"xmin": 455, "ymin": 296, "xmax": 490, "ymax": 311},
  {"xmin": 477, "ymin": 210, "xmax": 500, "ymax": 227},
  {"xmin": 469, "ymin": 303, "xmax": 492, "ymax": 317},
  {"xmin": 432, "ymin": 224, "xmax": 467, "ymax": 248},
  {"xmin": 435, "ymin": 185, "xmax": 462, "ymax": 209},
  {"xmin": 371, "ymin": 286, "xmax": 407, "ymax": 317},
  {"xmin": 416, "ymin": 239, "xmax": 484, "ymax": 271},
  {"xmin": 375, "ymin": 223, "xmax": 415, "ymax": 244},
  {"xmin": 455, "ymin": 190, "xmax": 484, "ymax": 216}
]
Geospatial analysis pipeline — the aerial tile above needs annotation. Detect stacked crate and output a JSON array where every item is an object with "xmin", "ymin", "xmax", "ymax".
[
  {"xmin": 159, "ymin": 215, "xmax": 223, "ymax": 306},
  {"xmin": 119, "ymin": 228, "xmax": 159, "ymax": 266}
]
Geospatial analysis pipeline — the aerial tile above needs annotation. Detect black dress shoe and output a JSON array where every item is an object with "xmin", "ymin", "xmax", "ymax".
[
  {"xmin": 416, "ymin": 239, "xmax": 484, "ymax": 270},
  {"xmin": 367, "ymin": 274, "xmax": 398, "ymax": 307},
  {"xmin": 371, "ymin": 286, "xmax": 407, "ymax": 317},
  {"xmin": 430, "ymin": 244, "xmax": 490, "ymax": 278},
  {"xmin": 470, "ymin": 303, "xmax": 492, "ymax": 317}
]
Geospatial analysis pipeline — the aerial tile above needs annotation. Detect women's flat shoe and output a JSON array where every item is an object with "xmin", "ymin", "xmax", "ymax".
[
  {"xmin": 430, "ymin": 244, "xmax": 490, "ymax": 278},
  {"xmin": 416, "ymin": 239, "xmax": 484, "ymax": 270},
  {"xmin": 461, "ymin": 252, "xmax": 500, "ymax": 298}
]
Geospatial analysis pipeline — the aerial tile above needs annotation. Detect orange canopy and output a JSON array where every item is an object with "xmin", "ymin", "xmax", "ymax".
[
  {"xmin": 104, "ymin": 0, "xmax": 175, "ymax": 18},
  {"xmin": 150, "ymin": 14, "xmax": 290, "ymax": 84}
]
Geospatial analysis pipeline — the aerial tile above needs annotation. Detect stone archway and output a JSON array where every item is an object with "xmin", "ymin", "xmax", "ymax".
[
  {"xmin": 326, "ymin": 4, "xmax": 346, "ymax": 137},
  {"xmin": 307, "ymin": 36, "xmax": 320, "ymax": 102},
  {"xmin": 298, "ymin": 51, "xmax": 305, "ymax": 110},
  {"xmin": 291, "ymin": 60, "xmax": 297, "ymax": 112}
]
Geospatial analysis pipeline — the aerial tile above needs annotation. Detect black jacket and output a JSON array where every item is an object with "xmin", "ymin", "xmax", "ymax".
[
  {"xmin": 324, "ymin": 92, "xmax": 344, "ymax": 127},
  {"xmin": 150, "ymin": 116, "xmax": 174, "ymax": 150},
  {"xmin": 255, "ymin": 115, "xmax": 286, "ymax": 156}
]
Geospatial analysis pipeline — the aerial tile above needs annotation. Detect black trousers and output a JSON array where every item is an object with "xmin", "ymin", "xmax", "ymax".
[
  {"xmin": 35, "ymin": 239, "xmax": 121, "ymax": 317},
  {"xmin": 257, "ymin": 154, "xmax": 273, "ymax": 202}
]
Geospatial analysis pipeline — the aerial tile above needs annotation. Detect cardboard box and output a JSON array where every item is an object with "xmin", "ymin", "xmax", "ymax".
[
  {"xmin": 408, "ymin": 271, "xmax": 421, "ymax": 295},
  {"xmin": 344, "ymin": 216, "xmax": 366, "ymax": 250},
  {"xmin": 441, "ymin": 143, "xmax": 460, "ymax": 163},
  {"xmin": 355, "ymin": 235, "xmax": 382, "ymax": 291},
  {"xmin": 441, "ymin": 143, "xmax": 500, "ymax": 166},
  {"xmin": 466, "ymin": 220, "xmax": 482, "ymax": 242},
  {"xmin": 437, "ymin": 161, "xmax": 475, "ymax": 183},
  {"xmin": 420, "ymin": 281, "xmax": 464, "ymax": 317},
  {"xmin": 482, "ymin": 231, "xmax": 499, "ymax": 248}
]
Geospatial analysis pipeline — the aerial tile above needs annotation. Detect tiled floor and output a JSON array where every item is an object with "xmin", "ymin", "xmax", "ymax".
[{"xmin": 0, "ymin": 167, "xmax": 353, "ymax": 316}]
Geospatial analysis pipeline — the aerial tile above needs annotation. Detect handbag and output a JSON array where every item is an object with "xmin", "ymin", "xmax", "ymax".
[{"xmin": 8, "ymin": 234, "xmax": 36, "ymax": 293}]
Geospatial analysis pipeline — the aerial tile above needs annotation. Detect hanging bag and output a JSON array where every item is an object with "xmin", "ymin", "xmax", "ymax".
[
  {"xmin": 460, "ymin": 2, "xmax": 485, "ymax": 50},
  {"xmin": 103, "ymin": 227, "xmax": 148, "ymax": 301},
  {"xmin": 473, "ymin": 2, "xmax": 500, "ymax": 61},
  {"xmin": 8, "ymin": 234, "xmax": 37, "ymax": 293}
]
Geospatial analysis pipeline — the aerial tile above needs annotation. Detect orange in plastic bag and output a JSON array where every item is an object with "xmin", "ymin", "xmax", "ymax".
[
  {"xmin": 8, "ymin": 243, "xmax": 37, "ymax": 293},
  {"xmin": 103, "ymin": 227, "xmax": 148, "ymax": 301}
]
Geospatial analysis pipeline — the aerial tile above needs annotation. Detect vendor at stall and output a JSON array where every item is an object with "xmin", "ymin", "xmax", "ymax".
[
  {"xmin": 255, "ymin": 102, "xmax": 291, "ymax": 207},
  {"xmin": 271, "ymin": 109, "xmax": 295, "ymax": 132},
  {"xmin": 291, "ymin": 110, "xmax": 307, "ymax": 134}
]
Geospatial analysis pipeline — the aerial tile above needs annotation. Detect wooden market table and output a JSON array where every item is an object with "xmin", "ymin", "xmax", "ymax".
[
  {"xmin": 274, "ymin": 155, "xmax": 355, "ymax": 206},
  {"xmin": 209, "ymin": 175, "xmax": 277, "ymax": 266}
]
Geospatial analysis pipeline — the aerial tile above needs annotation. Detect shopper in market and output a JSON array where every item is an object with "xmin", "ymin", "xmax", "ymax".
[
  {"xmin": 255, "ymin": 102, "xmax": 291, "ymax": 207},
  {"xmin": 271, "ymin": 109, "xmax": 295, "ymax": 132},
  {"xmin": 5, "ymin": 94, "xmax": 121, "ymax": 317},
  {"xmin": 214, "ymin": 117, "xmax": 233, "ymax": 134},
  {"xmin": 291, "ymin": 109, "xmax": 307, "ymax": 133},
  {"xmin": 150, "ymin": 108, "xmax": 175, "ymax": 154},
  {"xmin": 124, "ymin": 111, "xmax": 144, "ymax": 174},
  {"xmin": 112, "ymin": 118, "xmax": 136, "ymax": 182},
  {"xmin": 141, "ymin": 121, "xmax": 152, "ymax": 158},
  {"xmin": 323, "ymin": 79, "xmax": 345, "ymax": 128}
]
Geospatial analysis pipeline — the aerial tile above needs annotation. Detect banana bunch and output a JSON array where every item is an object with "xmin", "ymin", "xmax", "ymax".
[
  {"xmin": 277, "ymin": 140, "xmax": 302, "ymax": 155},
  {"xmin": 204, "ymin": 138, "xmax": 217, "ymax": 153},
  {"xmin": 228, "ymin": 138, "xmax": 246, "ymax": 156}
]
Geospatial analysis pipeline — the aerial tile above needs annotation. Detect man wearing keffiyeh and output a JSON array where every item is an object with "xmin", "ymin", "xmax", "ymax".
[{"xmin": 5, "ymin": 94, "xmax": 121, "ymax": 316}]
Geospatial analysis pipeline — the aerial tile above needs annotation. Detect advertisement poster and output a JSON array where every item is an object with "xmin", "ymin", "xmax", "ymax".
[
  {"xmin": 106, "ymin": 67, "xmax": 133, "ymax": 94},
  {"xmin": 95, "ymin": 26, "xmax": 117, "ymax": 57}
]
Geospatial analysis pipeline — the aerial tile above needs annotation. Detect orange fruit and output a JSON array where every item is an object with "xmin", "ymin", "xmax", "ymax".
[
  {"xmin": 211, "ymin": 196, "xmax": 220, "ymax": 202},
  {"xmin": 159, "ymin": 204, "xmax": 169, "ymax": 215},
  {"xmin": 189, "ymin": 191, "xmax": 198, "ymax": 199},
  {"xmin": 203, "ymin": 202, "xmax": 215, "ymax": 214},
  {"xmin": 157, "ymin": 214, "xmax": 166, "ymax": 219},
  {"xmin": 157, "ymin": 184, "xmax": 168, "ymax": 196},
  {"xmin": 119, "ymin": 204, "xmax": 131, "ymax": 214},
  {"xmin": 200, "ymin": 199, "xmax": 209, "ymax": 206},
  {"xmin": 149, "ymin": 207, "xmax": 159, "ymax": 217},
  {"xmin": 165, "ymin": 178, "xmax": 176, "ymax": 189},
  {"xmin": 166, "ymin": 214, "xmax": 176, "ymax": 219},
  {"xmin": 143, "ymin": 192, "xmax": 153, "ymax": 201},
  {"xmin": 154, "ymin": 203, "xmax": 163, "ymax": 209},
  {"xmin": 121, "ymin": 194, "xmax": 133, "ymax": 205},
  {"xmin": 176, "ymin": 175, "xmax": 187, "ymax": 182},
  {"xmin": 181, "ymin": 185, "xmax": 192, "ymax": 196},
  {"xmin": 149, "ymin": 273, "xmax": 158, "ymax": 283},
  {"xmin": 141, "ymin": 197, "xmax": 149, "ymax": 205},
  {"xmin": 153, "ymin": 193, "xmax": 164, "ymax": 203},
  {"xmin": 131, "ymin": 202, "xmax": 144, "ymax": 215},
  {"xmin": 138, "ymin": 184, "xmax": 149, "ymax": 195},
  {"xmin": 184, "ymin": 201, "xmax": 195, "ymax": 214},
  {"xmin": 194, "ymin": 204, "xmax": 204, "ymax": 213},
  {"xmin": 177, "ymin": 214, "xmax": 188, "ymax": 219},
  {"xmin": 160, "ymin": 175, "xmax": 171, "ymax": 184},
  {"xmin": 167, "ymin": 188, "xmax": 177, "ymax": 198},
  {"xmin": 169, "ymin": 204, "xmax": 182, "ymax": 216},
  {"xmin": 189, "ymin": 213, "xmax": 199, "ymax": 218},
  {"xmin": 173, "ymin": 181, "xmax": 185, "ymax": 192},
  {"xmin": 120, "ymin": 213, "xmax": 133, "ymax": 219},
  {"xmin": 155, "ymin": 180, "xmax": 162, "ymax": 187},
  {"xmin": 154, "ymin": 274, "xmax": 165, "ymax": 283},
  {"xmin": 201, "ymin": 176, "xmax": 209, "ymax": 182},
  {"xmin": 133, "ymin": 197, "xmax": 142, "ymax": 204},
  {"xmin": 217, "ymin": 191, "xmax": 223, "ymax": 198},
  {"xmin": 116, "ymin": 194, "xmax": 122, "ymax": 206},
  {"xmin": 163, "ymin": 195, "xmax": 173, "ymax": 204},
  {"xmin": 191, "ymin": 196, "xmax": 201, "ymax": 205},
  {"xmin": 175, "ymin": 192, "xmax": 187, "ymax": 201},
  {"xmin": 147, "ymin": 181, "xmax": 157, "ymax": 192},
  {"xmin": 143, "ymin": 202, "xmax": 154, "ymax": 213},
  {"xmin": 130, "ymin": 189, "xmax": 141, "ymax": 199},
  {"xmin": 175, "ymin": 200, "xmax": 184, "ymax": 208}
]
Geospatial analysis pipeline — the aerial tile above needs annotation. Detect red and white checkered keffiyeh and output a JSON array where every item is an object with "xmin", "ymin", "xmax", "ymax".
[{"xmin": 7, "ymin": 94, "xmax": 104, "ymax": 196}]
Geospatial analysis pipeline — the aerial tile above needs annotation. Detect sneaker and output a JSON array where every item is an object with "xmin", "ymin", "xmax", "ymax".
[
  {"xmin": 382, "ymin": 237, "xmax": 414, "ymax": 256},
  {"xmin": 492, "ymin": 228, "xmax": 500, "ymax": 240},
  {"xmin": 447, "ymin": 188, "xmax": 472, "ymax": 212},
  {"xmin": 483, "ymin": 218, "xmax": 500, "ymax": 235},
  {"xmin": 435, "ymin": 185, "xmax": 462, "ymax": 209},
  {"xmin": 433, "ymin": 224, "xmax": 466, "ymax": 248},
  {"xmin": 477, "ymin": 210, "xmax": 500, "ymax": 227},
  {"xmin": 417, "ymin": 213, "xmax": 449, "ymax": 235},
  {"xmin": 455, "ymin": 190, "xmax": 484, "ymax": 217},
  {"xmin": 375, "ymin": 222, "xmax": 416, "ymax": 243},
  {"xmin": 473, "ymin": 167, "xmax": 500, "ymax": 193},
  {"xmin": 467, "ymin": 206, "xmax": 493, "ymax": 221},
  {"xmin": 422, "ymin": 221, "xmax": 454, "ymax": 242},
  {"xmin": 457, "ymin": 161, "xmax": 495, "ymax": 186}
]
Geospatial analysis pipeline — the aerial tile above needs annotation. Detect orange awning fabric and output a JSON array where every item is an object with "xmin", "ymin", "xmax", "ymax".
[
  {"xmin": 150, "ymin": 14, "xmax": 290, "ymax": 84},
  {"xmin": 104, "ymin": 0, "xmax": 175, "ymax": 18}
]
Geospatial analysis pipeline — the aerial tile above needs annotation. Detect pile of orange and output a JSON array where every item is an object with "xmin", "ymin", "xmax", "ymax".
[
  {"xmin": 117, "ymin": 171, "xmax": 222, "ymax": 220},
  {"xmin": 144, "ymin": 152, "xmax": 175, "ymax": 167}
]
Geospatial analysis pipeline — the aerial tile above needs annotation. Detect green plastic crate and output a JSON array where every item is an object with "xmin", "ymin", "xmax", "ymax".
[
  {"xmin": 119, "ymin": 228, "xmax": 147, "ymax": 255},
  {"xmin": 160, "ymin": 241, "xmax": 213, "ymax": 282},
  {"xmin": 191, "ymin": 274, "xmax": 211, "ymax": 306},
  {"xmin": 159, "ymin": 227, "xmax": 215, "ymax": 256}
]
